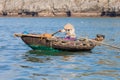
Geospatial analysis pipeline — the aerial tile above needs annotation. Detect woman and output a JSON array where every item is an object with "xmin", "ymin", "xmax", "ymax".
[{"xmin": 59, "ymin": 23, "xmax": 76, "ymax": 40}]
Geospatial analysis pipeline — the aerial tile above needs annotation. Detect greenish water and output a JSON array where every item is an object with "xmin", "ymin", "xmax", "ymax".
[{"xmin": 0, "ymin": 17, "xmax": 120, "ymax": 80}]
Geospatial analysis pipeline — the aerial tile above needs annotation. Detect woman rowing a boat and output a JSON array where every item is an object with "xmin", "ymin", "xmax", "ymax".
[{"xmin": 59, "ymin": 23, "xmax": 76, "ymax": 40}]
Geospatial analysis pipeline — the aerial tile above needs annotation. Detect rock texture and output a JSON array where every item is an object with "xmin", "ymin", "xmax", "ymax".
[{"xmin": 0, "ymin": 0, "xmax": 120, "ymax": 17}]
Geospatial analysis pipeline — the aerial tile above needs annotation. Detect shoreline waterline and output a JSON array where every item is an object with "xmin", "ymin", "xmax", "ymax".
[
  {"xmin": 0, "ymin": 15, "xmax": 120, "ymax": 18},
  {"xmin": 0, "ymin": 12, "xmax": 120, "ymax": 18}
]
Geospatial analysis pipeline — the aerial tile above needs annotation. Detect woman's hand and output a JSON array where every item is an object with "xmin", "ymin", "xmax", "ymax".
[{"xmin": 58, "ymin": 30, "xmax": 62, "ymax": 32}]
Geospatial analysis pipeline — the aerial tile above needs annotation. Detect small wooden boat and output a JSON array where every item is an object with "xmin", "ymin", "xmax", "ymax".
[{"xmin": 14, "ymin": 33, "xmax": 104, "ymax": 51}]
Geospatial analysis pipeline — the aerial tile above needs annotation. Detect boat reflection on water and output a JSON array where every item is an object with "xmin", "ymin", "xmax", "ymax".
[
  {"xmin": 23, "ymin": 50, "xmax": 92, "ymax": 63},
  {"xmin": 26, "ymin": 49, "xmax": 92, "ymax": 56}
]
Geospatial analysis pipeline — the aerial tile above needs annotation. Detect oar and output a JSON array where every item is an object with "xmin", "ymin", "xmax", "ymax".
[
  {"xmin": 83, "ymin": 38, "xmax": 120, "ymax": 50},
  {"xmin": 98, "ymin": 42, "xmax": 120, "ymax": 50},
  {"xmin": 90, "ymin": 39, "xmax": 120, "ymax": 50},
  {"xmin": 51, "ymin": 30, "xmax": 60, "ymax": 36},
  {"xmin": 39, "ymin": 30, "xmax": 60, "ymax": 38}
]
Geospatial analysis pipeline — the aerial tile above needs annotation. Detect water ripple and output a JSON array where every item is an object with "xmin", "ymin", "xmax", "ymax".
[{"xmin": 0, "ymin": 17, "xmax": 120, "ymax": 80}]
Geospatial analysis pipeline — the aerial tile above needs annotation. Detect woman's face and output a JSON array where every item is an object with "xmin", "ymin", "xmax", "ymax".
[{"xmin": 65, "ymin": 29, "xmax": 71, "ymax": 32}]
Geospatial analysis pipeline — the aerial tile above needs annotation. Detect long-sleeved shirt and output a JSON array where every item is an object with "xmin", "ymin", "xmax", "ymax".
[{"xmin": 61, "ymin": 28, "xmax": 76, "ymax": 38}]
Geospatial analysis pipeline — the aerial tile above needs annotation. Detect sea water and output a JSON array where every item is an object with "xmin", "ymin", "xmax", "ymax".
[{"xmin": 0, "ymin": 17, "xmax": 120, "ymax": 80}]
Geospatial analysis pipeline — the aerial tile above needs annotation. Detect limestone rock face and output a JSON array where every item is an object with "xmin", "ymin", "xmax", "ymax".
[{"xmin": 0, "ymin": 0, "xmax": 120, "ymax": 16}]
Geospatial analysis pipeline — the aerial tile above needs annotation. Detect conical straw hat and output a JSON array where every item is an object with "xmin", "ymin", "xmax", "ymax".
[{"xmin": 64, "ymin": 23, "xmax": 74, "ymax": 29}]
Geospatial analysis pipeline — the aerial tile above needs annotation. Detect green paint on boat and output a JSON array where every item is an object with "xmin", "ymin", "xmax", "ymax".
[
  {"xmin": 26, "ymin": 44, "xmax": 61, "ymax": 56},
  {"xmin": 28, "ymin": 44, "xmax": 60, "ymax": 52}
]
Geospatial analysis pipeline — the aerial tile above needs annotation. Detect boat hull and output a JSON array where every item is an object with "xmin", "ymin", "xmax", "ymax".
[{"xmin": 21, "ymin": 35, "xmax": 96, "ymax": 51}]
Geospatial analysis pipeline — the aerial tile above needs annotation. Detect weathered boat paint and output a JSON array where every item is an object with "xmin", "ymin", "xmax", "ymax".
[{"xmin": 20, "ymin": 34, "xmax": 96, "ymax": 51}]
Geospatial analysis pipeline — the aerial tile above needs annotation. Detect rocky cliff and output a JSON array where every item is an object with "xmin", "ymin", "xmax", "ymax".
[{"xmin": 0, "ymin": 0, "xmax": 120, "ymax": 17}]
